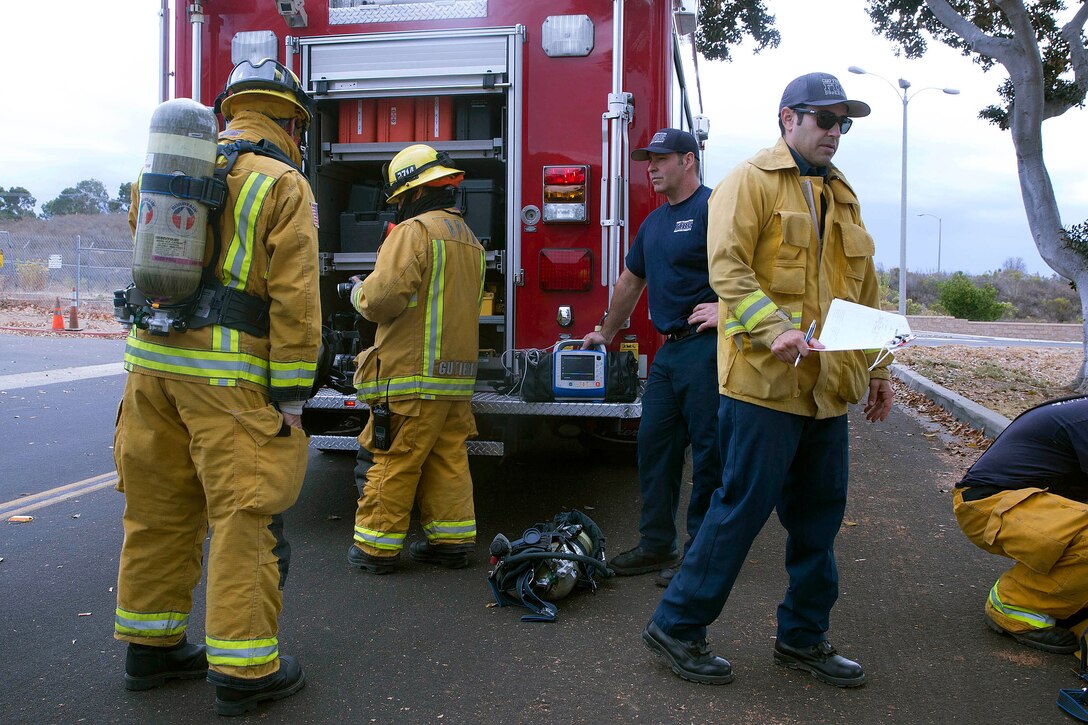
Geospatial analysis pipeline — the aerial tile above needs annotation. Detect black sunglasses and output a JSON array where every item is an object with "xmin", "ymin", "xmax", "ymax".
[{"xmin": 793, "ymin": 107, "xmax": 853, "ymax": 134}]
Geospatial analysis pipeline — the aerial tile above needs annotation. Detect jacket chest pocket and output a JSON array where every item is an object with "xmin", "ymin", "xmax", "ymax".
[
  {"xmin": 769, "ymin": 211, "xmax": 812, "ymax": 296},
  {"xmin": 837, "ymin": 222, "xmax": 875, "ymax": 299}
]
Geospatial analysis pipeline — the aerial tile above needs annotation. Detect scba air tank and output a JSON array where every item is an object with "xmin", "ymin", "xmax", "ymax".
[{"xmin": 132, "ymin": 98, "xmax": 219, "ymax": 305}]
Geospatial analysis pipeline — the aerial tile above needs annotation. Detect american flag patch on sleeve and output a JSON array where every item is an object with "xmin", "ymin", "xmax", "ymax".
[{"xmin": 311, "ymin": 202, "xmax": 320, "ymax": 229}]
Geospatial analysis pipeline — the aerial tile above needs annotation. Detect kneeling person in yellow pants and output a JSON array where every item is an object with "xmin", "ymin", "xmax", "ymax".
[{"xmin": 953, "ymin": 395, "xmax": 1088, "ymax": 654}]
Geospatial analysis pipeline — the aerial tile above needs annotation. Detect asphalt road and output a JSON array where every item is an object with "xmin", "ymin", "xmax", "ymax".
[{"xmin": 0, "ymin": 333, "xmax": 1081, "ymax": 724}]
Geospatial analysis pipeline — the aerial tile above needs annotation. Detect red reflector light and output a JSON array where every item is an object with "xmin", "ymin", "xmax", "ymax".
[
  {"xmin": 344, "ymin": 399, "xmax": 357, "ymax": 407},
  {"xmin": 543, "ymin": 166, "xmax": 586, "ymax": 185},
  {"xmin": 540, "ymin": 248, "xmax": 592, "ymax": 291}
]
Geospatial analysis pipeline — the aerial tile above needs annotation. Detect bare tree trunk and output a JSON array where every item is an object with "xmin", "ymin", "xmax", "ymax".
[
  {"xmin": 1077, "ymin": 279, "xmax": 1088, "ymax": 392},
  {"xmin": 925, "ymin": 0, "xmax": 1088, "ymax": 390}
]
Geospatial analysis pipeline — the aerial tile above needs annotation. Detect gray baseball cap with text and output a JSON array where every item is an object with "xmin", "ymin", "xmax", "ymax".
[{"xmin": 780, "ymin": 72, "xmax": 871, "ymax": 117}]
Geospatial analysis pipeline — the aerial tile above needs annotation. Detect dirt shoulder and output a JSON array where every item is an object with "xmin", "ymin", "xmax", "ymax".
[
  {"xmin": 0, "ymin": 300, "xmax": 125, "ymax": 337},
  {"xmin": 891, "ymin": 345, "xmax": 1081, "ymax": 422}
]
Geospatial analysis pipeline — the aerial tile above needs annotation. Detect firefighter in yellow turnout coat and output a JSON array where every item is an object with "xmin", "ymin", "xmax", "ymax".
[
  {"xmin": 114, "ymin": 60, "xmax": 319, "ymax": 716},
  {"xmin": 348, "ymin": 144, "xmax": 485, "ymax": 574}
]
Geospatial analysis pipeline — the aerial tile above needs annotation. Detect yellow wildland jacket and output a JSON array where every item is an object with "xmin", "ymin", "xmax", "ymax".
[
  {"xmin": 352, "ymin": 207, "xmax": 485, "ymax": 403},
  {"xmin": 708, "ymin": 138, "xmax": 890, "ymax": 419},
  {"xmin": 124, "ymin": 111, "xmax": 322, "ymax": 403}
]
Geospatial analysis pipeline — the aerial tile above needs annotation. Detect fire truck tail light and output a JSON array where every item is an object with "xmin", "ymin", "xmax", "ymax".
[
  {"xmin": 540, "ymin": 249, "xmax": 592, "ymax": 291},
  {"xmin": 542, "ymin": 165, "xmax": 589, "ymax": 223},
  {"xmin": 544, "ymin": 167, "xmax": 586, "ymax": 185}
]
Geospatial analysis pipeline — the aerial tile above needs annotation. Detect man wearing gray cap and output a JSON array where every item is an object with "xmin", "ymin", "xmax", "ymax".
[{"xmin": 642, "ymin": 72, "xmax": 894, "ymax": 688}]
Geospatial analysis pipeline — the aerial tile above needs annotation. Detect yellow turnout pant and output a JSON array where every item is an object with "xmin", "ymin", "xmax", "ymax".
[
  {"xmin": 113, "ymin": 373, "xmax": 308, "ymax": 679},
  {"xmin": 353, "ymin": 398, "xmax": 476, "ymax": 556},
  {"xmin": 953, "ymin": 487, "xmax": 1088, "ymax": 634}
]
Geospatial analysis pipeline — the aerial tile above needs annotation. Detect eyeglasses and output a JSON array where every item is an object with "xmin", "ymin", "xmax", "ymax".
[{"xmin": 792, "ymin": 107, "xmax": 853, "ymax": 134}]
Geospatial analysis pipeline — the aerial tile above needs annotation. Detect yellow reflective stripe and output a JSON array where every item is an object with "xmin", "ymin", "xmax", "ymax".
[
  {"xmin": 989, "ymin": 581, "xmax": 1056, "ymax": 629},
  {"xmin": 424, "ymin": 239, "xmax": 446, "ymax": 376},
  {"xmin": 125, "ymin": 335, "xmax": 270, "ymax": 386},
  {"xmin": 224, "ymin": 172, "xmax": 274, "ymax": 290},
  {"xmin": 423, "ymin": 519, "xmax": 477, "ymax": 540},
  {"xmin": 205, "ymin": 635, "xmax": 278, "ymax": 667},
  {"xmin": 478, "ymin": 249, "xmax": 486, "ymax": 305},
  {"xmin": 722, "ymin": 316, "xmax": 745, "ymax": 338},
  {"xmin": 735, "ymin": 290, "xmax": 778, "ymax": 332},
  {"xmin": 354, "ymin": 526, "xmax": 406, "ymax": 551},
  {"xmin": 115, "ymin": 607, "xmax": 189, "ymax": 638},
  {"xmin": 269, "ymin": 359, "xmax": 318, "ymax": 389},
  {"xmin": 357, "ymin": 375, "xmax": 475, "ymax": 399}
]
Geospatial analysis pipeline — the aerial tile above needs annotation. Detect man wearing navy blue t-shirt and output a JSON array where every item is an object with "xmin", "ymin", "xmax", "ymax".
[{"xmin": 582, "ymin": 128, "xmax": 719, "ymax": 586}]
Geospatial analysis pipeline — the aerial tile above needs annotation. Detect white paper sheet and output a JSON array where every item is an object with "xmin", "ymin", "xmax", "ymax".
[{"xmin": 816, "ymin": 299, "xmax": 913, "ymax": 351}]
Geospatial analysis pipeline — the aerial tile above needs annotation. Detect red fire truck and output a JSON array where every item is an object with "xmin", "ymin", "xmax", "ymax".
[{"xmin": 164, "ymin": 0, "xmax": 707, "ymax": 456}]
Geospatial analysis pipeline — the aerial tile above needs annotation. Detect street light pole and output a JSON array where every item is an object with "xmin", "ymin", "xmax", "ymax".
[
  {"xmin": 917, "ymin": 212, "xmax": 942, "ymax": 274},
  {"xmin": 848, "ymin": 66, "xmax": 959, "ymax": 315}
]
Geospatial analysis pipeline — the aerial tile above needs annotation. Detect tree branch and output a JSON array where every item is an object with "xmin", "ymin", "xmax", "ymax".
[
  {"xmin": 924, "ymin": 0, "xmax": 1016, "ymax": 62},
  {"xmin": 1061, "ymin": 0, "xmax": 1088, "ymax": 96}
]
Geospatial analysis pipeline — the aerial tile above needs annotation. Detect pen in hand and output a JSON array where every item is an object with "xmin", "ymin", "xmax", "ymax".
[{"xmin": 794, "ymin": 320, "xmax": 817, "ymax": 367}]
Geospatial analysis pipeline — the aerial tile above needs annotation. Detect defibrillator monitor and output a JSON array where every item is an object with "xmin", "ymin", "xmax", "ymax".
[{"xmin": 552, "ymin": 340, "xmax": 606, "ymax": 400}]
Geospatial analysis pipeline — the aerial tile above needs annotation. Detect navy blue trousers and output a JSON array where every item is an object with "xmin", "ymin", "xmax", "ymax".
[
  {"xmin": 635, "ymin": 332, "xmax": 720, "ymax": 555},
  {"xmin": 653, "ymin": 396, "xmax": 849, "ymax": 646}
]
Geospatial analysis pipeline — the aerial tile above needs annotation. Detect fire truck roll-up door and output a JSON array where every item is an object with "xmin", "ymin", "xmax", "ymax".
[{"xmin": 300, "ymin": 27, "xmax": 524, "ymax": 456}]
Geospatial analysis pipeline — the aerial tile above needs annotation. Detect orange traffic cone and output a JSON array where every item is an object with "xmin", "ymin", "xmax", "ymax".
[
  {"xmin": 66, "ymin": 288, "xmax": 81, "ymax": 331},
  {"xmin": 51, "ymin": 297, "xmax": 64, "ymax": 331}
]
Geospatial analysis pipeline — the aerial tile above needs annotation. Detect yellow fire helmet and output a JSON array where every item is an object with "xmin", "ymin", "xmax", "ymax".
[
  {"xmin": 214, "ymin": 58, "xmax": 314, "ymax": 132},
  {"xmin": 384, "ymin": 144, "xmax": 464, "ymax": 203}
]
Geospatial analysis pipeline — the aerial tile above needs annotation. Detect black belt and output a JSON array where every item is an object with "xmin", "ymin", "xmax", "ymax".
[
  {"xmin": 957, "ymin": 484, "xmax": 1006, "ymax": 502},
  {"xmin": 665, "ymin": 325, "xmax": 700, "ymax": 342}
]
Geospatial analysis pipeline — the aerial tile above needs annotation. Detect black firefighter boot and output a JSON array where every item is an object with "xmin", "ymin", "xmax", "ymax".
[
  {"xmin": 409, "ymin": 540, "xmax": 474, "ymax": 569},
  {"xmin": 208, "ymin": 655, "xmax": 306, "ymax": 717},
  {"xmin": 124, "ymin": 636, "xmax": 208, "ymax": 691}
]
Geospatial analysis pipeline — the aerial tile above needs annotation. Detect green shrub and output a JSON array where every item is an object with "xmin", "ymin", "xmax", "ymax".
[{"xmin": 937, "ymin": 273, "xmax": 1009, "ymax": 321}]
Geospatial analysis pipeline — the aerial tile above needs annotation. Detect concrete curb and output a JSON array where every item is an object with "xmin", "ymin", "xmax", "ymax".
[{"xmin": 891, "ymin": 363, "xmax": 1011, "ymax": 438}]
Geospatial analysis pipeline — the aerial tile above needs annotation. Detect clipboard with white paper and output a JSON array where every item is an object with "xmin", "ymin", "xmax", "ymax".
[{"xmin": 816, "ymin": 299, "xmax": 914, "ymax": 352}]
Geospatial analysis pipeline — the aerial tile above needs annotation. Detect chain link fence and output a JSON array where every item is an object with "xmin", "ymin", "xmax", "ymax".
[{"xmin": 0, "ymin": 226, "xmax": 133, "ymax": 311}]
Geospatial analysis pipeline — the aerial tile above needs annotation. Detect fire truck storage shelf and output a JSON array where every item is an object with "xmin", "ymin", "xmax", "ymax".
[
  {"xmin": 320, "ymin": 249, "xmax": 504, "ymax": 274},
  {"xmin": 323, "ymin": 139, "xmax": 503, "ymax": 163}
]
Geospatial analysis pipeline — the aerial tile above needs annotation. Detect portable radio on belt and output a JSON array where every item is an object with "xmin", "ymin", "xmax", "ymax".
[
  {"xmin": 552, "ymin": 340, "xmax": 606, "ymax": 400},
  {"xmin": 371, "ymin": 360, "xmax": 392, "ymax": 451}
]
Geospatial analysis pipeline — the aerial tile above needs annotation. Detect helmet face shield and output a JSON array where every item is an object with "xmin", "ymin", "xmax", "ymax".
[
  {"xmin": 216, "ymin": 58, "xmax": 314, "ymax": 130},
  {"xmin": 227, "ymin": 58, "xmax": 301, "ymax": 95}
]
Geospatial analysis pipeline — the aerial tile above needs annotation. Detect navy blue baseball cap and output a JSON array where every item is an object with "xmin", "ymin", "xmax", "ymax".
[
  {"xmin": 631, "ymin": 128, "xmax": 700, "ymax": 161},
  {"xmin": 780, "ymin": 72, "xmax": 871, "ymax": 117}
]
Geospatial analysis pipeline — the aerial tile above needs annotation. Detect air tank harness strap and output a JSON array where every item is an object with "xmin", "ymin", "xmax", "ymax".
[
  {"xmin": 184, "ymin": 283, "xmax": 270, "ymax": 337},
  {"xmin": 178, "ymin": 138, "xmax": 301, "ymax": 338},
  {"xmin": 138, "ymin": 172, "xmax": 227, "ymax": 210},
  {"xmin": 218, "ymin": 138, "xmax": 302, "ymax": 175}
]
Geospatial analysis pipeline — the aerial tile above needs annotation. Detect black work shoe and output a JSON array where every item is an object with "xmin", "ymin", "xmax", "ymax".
[
  {"xmin": 985, "ymin": 616, "xmax": 1078, "ymax": 654},
  {"xmin": 210, "ymin": 654, "xmax": 306, "ymax": 717},
  {"xmin": 641, "ymin": 619, "xmax": 734, "ymax": 685},
  {"xmin": 773, "ymin": 639, "xmax": 866, "ymax": 688},
  {"xmin": 655, "ymin": 562, "xmax": 681, "ymax": 588},
  {"xmin": 610, "ymin": 546, "xmax": 679, "ymax": 576},
  {"xmin": 408, "ymin": 540, "xmax": 474, "ymax": 569},
  {"xmin": 124, "ymin": 637, "xmax": 208, "ymax": 691},
  {"xmin": 348, "ymin": 543, "xmax": 396, "ymax": 574}
]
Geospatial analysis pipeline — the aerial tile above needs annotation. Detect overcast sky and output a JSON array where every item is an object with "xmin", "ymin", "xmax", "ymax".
[{"xmin": 1, "ymin": 1, "xmax": 1084, "ymax": 278}]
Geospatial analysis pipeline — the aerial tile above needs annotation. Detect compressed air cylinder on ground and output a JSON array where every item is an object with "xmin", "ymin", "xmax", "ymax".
[{"xmin": 132, "ymin": 98, "xmax": 219, "ymax": 305}]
